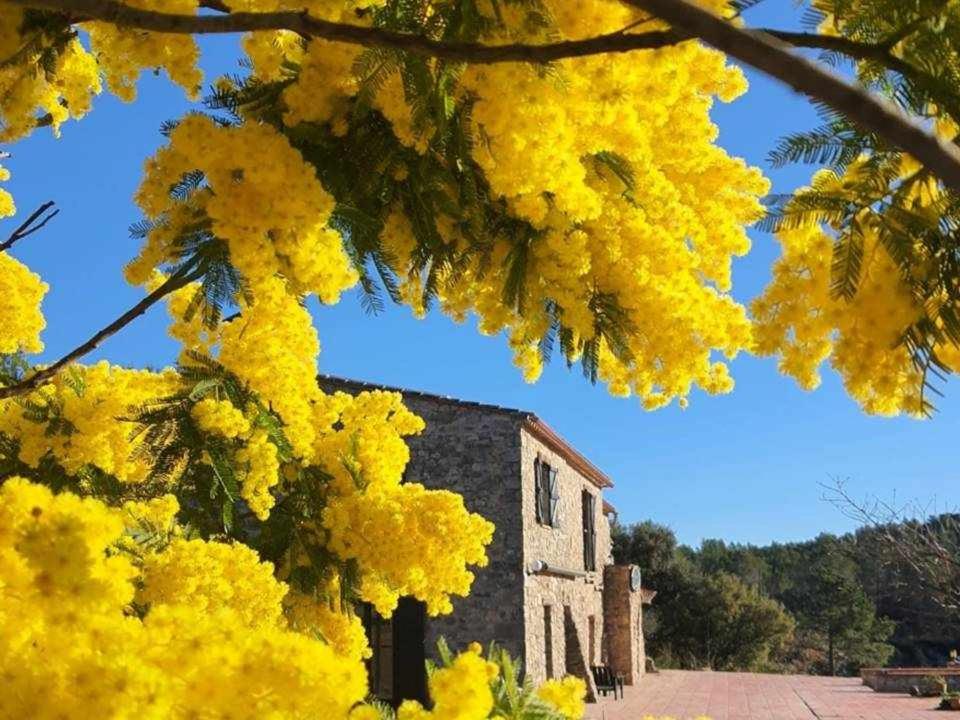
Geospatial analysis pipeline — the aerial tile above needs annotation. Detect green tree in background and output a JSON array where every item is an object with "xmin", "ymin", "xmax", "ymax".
[
  {"xmin": 784, "ymin": 538, "xmax": 895, "ymax": 675},
  {"xmin": 613, "ymin": 522, "xmax": 794, "ymax": 671},
  {"xmin": 613, "ymin": 521, "xmax": 903, "ymax": 675},
  {"xmin": 696, "ymin": 573, "xmax": 795, "ymax": 671}
]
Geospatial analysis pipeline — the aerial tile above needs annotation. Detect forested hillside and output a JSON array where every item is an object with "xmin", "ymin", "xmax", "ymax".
[{"xmin": 613, "ymin": 516, "xmax": 960, "ymax": 675}]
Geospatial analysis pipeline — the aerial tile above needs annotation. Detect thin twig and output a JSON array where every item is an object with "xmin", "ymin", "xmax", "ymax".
[
  {"xmin": 0, "ymin": 201, "xmax": 59, "ymax": 252},
  {"xmin": 0, "ymin": 264, "xmax": 202, "ymax": 400},
  {"xmin": 822, "ymin": 477, "xmax": 960, "ymax": 610},
  {"xmin": 764, "ymin": 29, "xmax": 917, "ymax": 78}
]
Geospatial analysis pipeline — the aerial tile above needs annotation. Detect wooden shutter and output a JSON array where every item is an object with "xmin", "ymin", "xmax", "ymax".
[
  {"xmin": 548, "ymin": 467, "xmax": 560, "ymax": 528},
  {"xmin": 582, "ymin": 491, "xmax": 596, "ymax": 571},
  {"xmin": 534, "ymin": 458, "xmax": 543, "ymax": 523}
]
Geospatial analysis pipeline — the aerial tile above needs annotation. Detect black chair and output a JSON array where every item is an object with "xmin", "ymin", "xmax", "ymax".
[{"xmin": 591, "ymin": 665, "xmax": 625, "ymax": 699}]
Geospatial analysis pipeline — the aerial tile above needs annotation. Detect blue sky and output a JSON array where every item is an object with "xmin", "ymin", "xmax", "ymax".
[{"xmin": 4, "ymin": 5, "xmax": 957, "ymax": 548}]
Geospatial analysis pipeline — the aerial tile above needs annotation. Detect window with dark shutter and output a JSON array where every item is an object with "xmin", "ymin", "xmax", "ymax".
[
  {"xmin": 548, "ymin": 466, "xmax": 560, "ymax": 528},
  {"xmin": 582, "ymin": 490, "xmax": 596, "ymax": 571},
  {"xmin": 534, "ymin": 458, "xmax": 557, "ymax": 527}
]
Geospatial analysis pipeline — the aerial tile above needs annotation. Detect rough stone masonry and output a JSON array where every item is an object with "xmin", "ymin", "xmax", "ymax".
[{"xmin": 318, "ymin": 375, "xmax": 650, "ymax": 703}]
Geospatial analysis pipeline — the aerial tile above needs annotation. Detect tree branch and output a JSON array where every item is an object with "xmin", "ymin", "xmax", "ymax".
[
  {"xmin": 625, "ymin": 0, "xmax": 960, "ymax": 193},
  {"xmin": 11, "ymin": 0, "xmax": 689, "ymax": 62},
  {"xmin": 10, "ymin": 0, "xmax": 927, "ymax": 74},
  {"xmin": 764, "ymin": 29, "xmax": 917, "ymax": 78},
  {"xmin": 822, "ymin": 478, "xmax": 960, "ymax": 610},
  {"xmin": 0, "ymin": 265, "xmax": 201, "ymax": 400},
  {"xmin": 0, "ymin": 201, "xmax": 59, "ymax": 252},
  {"xmin": 13, "ymin": 0, "xmax": 960, "ymax": 189}
]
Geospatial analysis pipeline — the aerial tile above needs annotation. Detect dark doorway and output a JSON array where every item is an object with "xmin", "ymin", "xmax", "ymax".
[{"xmin": 362, "ymin": 598, "xmax": 428, "ymax": 706}]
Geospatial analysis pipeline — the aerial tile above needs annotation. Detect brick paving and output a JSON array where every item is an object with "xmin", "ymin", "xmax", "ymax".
[{"xmin": 584, "ymin": 669, "xmax": 945, "ymax": 720}]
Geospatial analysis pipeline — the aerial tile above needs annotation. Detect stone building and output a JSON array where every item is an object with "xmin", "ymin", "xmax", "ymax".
[{"xmin": 318, "ymin": 376, "xmax": 653, "ymax": 705}]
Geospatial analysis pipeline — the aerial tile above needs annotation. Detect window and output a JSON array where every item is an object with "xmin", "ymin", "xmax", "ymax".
[
  {"xmin": 582, "ymin": 490, "xmax": 596, "ymax": 571},
  {"xmin": 534, "ymin": 457, "xmax": 560, "ymax": 527},
  {"xmin": 543, "ymin": 605, "xmax": 554, "ymax": 679}
]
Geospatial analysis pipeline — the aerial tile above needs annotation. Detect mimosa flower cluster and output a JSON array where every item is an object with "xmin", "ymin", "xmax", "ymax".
[
  {"xmin": 0, "ymin": 248, "xmax": 48, "ymax": 355},
  {"xmin": 145, "ymin": 255, "xmax": 496, "ymax": 617},
  {"xmin": 537, "ymin": 677, "xmax": 589, "ymax": 720},
  {"xmin": 752, "ymin": 162, "xmax": 960, "ymax": 416},
  {"xmin": 0, "ymin": 160, "xmax": 13, "ymax": 218},
  {"xmin": 0, "ymin": 477, "xmax": 587, "ymax": 720},
  {"xmin": 325, "ymin": 482, "xmax": 495, "ymax": 616},
  {"xmin": 83, "ymin": 0, "xmax": 203, "ymax": 101},
  {"xmin": 216, "ymin": 276, "xmax": 323, "ymax": 463},
  {"xmin": 284, "ymin": 586, "xmax": 372, "ymax": 661},
  {"xmin": 350, "ymin": 0, "xmax": 768, "ymax": 409},
  {"xmin": 0, "ymin": 362, "xmax": 179, "ymax": 481},
  {"xmin": 0, "ymin": 3, "xmax": 101, "ymax": 141},
  {"xmin": 0, "ymin": 478, "xmax": 369, "ymax": 720},
  {"xmin": 191, "ymin": 397, "xmax": 251, "ymax": 439},
  {"xmin": 398, "ymin": 642, "xmax": 501, "ymax": 720},
  {"xmin": 0, "ymin": 0, "xmax": 199, "ymax": 141},
  {"xmin": 132, "ymin": 115, "xmax": 358, "ymax": 302},
  {"xmin": 391, "ymin": 642, "xmax": 589, "ymax": 720},
  {"xmin": 138, "ymin": 537, "xmax": 288, "ymax": 627}
]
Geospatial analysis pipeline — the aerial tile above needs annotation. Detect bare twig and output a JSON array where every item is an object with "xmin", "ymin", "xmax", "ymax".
[
  {"xmin": 624, "ymin": 0, "xmax": 960, "ymax": 193},
  {"xmin": 0, "ymin": 265, "xmax": 202, "ymax": 400},
  {"xmin": 0, "ymin": 201, "xmax": 59, "ymax": 252},
  {"xmin": 822, "ymin": 478, "xmax": 960, "ymax": 611}
]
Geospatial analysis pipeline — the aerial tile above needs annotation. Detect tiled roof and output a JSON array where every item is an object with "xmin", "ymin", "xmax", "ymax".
[{"xmin": 317, "ymin": 374, "xmax": 614, "ymax": 489}]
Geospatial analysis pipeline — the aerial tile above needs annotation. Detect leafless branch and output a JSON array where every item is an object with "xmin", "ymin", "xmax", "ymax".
[
  {"xmin": 624, "ymin": 0, "xmax": 960, "ymax": 193},
  {"xmin": 0, "ymin": 201, "xmax": 59, "ymax": 252},
  {"xmin": 0, "ymin": 265, "xmax": 202, "ymax": 400},
  {"xmin": 822, "ymin": 477, "xmax": 960, "ymax": 611}
]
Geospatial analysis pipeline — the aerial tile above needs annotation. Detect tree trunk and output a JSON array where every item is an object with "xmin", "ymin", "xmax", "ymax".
[{"xmin": 828, "ymin": 630, "xmax": 835, "ymax": 676}]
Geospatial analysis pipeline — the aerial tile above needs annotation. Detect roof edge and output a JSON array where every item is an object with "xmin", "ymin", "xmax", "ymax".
[
  {"xmin": 522, "ymin": 416, "xmax": 614, "ymax": 490},
  {"xmin": 317, "ymin": 374, "xmax": 531, "ymax": 418},
  {"xmin": 317, "ymin": 375, "xmax": 615, "ymax": 491}
]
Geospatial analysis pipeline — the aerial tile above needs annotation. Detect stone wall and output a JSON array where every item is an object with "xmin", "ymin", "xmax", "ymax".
[
  {"xmin": 393, "ymin": 393, "xmax": 529, "ymax": 660},
  {"xmin": 861, "ymin": 667, "xmax": 960, "ymax": 693},
  {"xmin": 318, "ymin": 377, "xmax": 628, "ymax": 692},
  {"xmin": 318, "ymin": 378, "xmax": 531, "ymax": 663},
  {"xmin": 520, "ymin": 427, "xmax": 612, "ymax": 686}
]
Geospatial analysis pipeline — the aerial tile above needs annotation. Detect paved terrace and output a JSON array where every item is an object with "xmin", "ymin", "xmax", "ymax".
[{"xmin": 584, "ymin": 669, "xmax": 943, "ymax": 720}]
